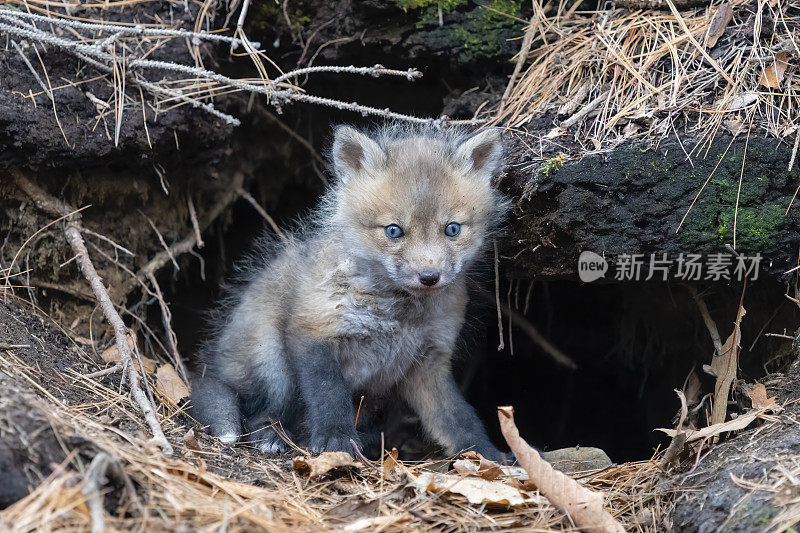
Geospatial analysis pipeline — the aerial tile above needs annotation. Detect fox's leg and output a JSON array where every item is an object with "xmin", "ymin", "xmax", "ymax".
[
  {"xmin": 399, "ymin": 351, "xmax": 503, "ymax": 462},
  {"xmin": 289, "ymin": 341, "xmax": 362, "ymax": 454},
  {"xmin": 189, "ymin": 375, "xmax": 242, "ymax": 444}
]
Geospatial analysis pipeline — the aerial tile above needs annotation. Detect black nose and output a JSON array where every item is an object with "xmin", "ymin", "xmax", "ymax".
[{"xmin": 418, "ymin": 270, "xmax": 440, "ymax": 286}]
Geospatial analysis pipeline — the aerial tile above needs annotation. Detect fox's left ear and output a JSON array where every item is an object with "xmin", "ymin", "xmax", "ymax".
[{"xmin": 455, "ymin": 128, "xmax": 504, "ymax": 179}]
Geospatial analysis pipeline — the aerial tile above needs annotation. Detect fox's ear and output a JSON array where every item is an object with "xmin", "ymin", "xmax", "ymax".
[
  {"xmin": 455, "ymin": 128, "xmax": 504, "ymax": 179},
  {"xmin": 332, "ymin": 126, "xmax": 384, "ymax": 182}
]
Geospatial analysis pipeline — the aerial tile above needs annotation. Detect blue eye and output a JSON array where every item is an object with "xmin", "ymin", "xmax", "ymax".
[
  {"xmin": 385, "ymin": 224, "xmax": 404, "ymax": 239},
  {"xmin": 444, "ymin": 222, "xmax": 461, "ymax": 237}
]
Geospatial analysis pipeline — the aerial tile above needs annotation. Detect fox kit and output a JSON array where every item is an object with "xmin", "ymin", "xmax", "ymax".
[{"xmin": 191, "ymin": 124, "xmax": 508, "ymax": 460}]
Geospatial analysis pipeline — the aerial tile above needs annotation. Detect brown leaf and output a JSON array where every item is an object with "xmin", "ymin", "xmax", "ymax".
[
  {"xmin": 154, "ymin": 364, "xmax": 189, "ymax": 404},
  {"xmin": 100, "ymin": 332, "xmax": 156, "ymax": 374},
  {"xmin": 748, "ymin": 382, "xmax": 777, "ymax": 409},
  {"xmin": 452, "ymin": 451, "xmax": 504, "ymax": 480},
  {"xmin": 293, "ymin": 452, "xmax": 360, "ymax": 479},
  {"xmin": 706, "ymin": 2, "xmax": 734, "ymax": 49},
  {"xmin": 657, "ymin": 403, "xmax": 782, "ymax": 442},
  {"xmin": 498, "ymin": 406, "xmax": 625, "ymax": 533},
  {"xmin": 382, "ymin": 448, "xmax": 400, "ymax": 476},
  {"xmin": 183, "ymin": 428, "xmax": 200, "ymax": 451},
  {"xmin": 724, "ymin": 118, "xmax": 748, "ymax": 137},
  {"xmin": 709, "ymin": 305, "xmax": 746, "ymax": 425},
  {"xmin": 411, "ymin": 471, "xmax": 545, "ymax": 507},
  {"xmin": 759, "ymin": 52, "xmax": 789, "ymax": 89}
]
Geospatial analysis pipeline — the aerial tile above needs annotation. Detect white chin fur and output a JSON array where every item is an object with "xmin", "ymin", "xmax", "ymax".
[{"xmin": 217, "ymin": 433, "xmax": 238, "ymax": 445}]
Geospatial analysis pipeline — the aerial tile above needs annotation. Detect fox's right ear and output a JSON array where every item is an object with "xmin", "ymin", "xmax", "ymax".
[
  {"xmin": 332, "ymin": 126, "xmax": 384, "ymax": 183},
  {"xmin": 455, "ymin": 128, "xmax": 504, "ymax": 179}
]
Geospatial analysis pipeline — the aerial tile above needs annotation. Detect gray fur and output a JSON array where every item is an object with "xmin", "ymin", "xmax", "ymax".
[{"xmin": 191, "ymin": 123, "xmax": 508, "ymax": 460}]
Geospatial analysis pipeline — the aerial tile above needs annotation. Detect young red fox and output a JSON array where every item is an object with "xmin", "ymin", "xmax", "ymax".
[{"xmin": 191, "ymin": 123, "xmax": 509, "ymax": 460}]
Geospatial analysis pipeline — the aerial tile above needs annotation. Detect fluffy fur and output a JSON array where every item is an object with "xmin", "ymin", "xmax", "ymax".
[{"xmin": 191, "ymin": 122, "xmax": 509, "ymax": 459}]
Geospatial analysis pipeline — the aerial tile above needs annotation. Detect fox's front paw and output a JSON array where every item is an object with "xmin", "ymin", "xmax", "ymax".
[
  {"xmin": 310, "ymin": 432, "xmax": 362, "ymax": 456},
  {"xmin": 257, "ymin": 432, "xmax": 291, "ymax": 454}
]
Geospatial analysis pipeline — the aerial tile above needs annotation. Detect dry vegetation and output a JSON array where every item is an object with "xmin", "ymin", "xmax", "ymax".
[
  {"xmin": 4, "ymin": 0, "xmax": 800, "ymax": 530},
  {"xmin": 495, "ymin": 0, "xmax": 800, "ymax": 159}
]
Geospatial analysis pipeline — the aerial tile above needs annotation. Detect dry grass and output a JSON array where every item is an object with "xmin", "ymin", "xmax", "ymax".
[
  {"xmin": 494, "ymin": 0, "xmax": 800, "ymax": 158},
  {"xmin": 0, "ymin": 264, "xmax": 678, "ymax": 532},
  {"xmin": 0, "ymin": 363, "xmax": 677, "ymax": 532}
]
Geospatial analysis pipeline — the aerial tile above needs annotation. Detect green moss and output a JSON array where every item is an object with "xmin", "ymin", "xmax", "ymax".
[
  {"xmin": 541, "ymin": 156, "xmax": 563, "ymax": 176},
  {"xmin": 449, "ymin": 1, "xmax": 520, "ymax": 61},
  {"xmin": 402, "ymin": 0, "xmax": 522, "ymax": 62},
  {"xmin": 717, "ymin": 204, "xmax": 784, "ymax": 249}
]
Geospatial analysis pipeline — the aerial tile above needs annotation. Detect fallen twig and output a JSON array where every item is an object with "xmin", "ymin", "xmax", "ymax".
[
  {"xmin": 498, "ymin": 406, "xmax": 625, "ymax": 533},
  {"xmin": 10, "ymin": 170, "xmax": 173, "ymax": 455}
]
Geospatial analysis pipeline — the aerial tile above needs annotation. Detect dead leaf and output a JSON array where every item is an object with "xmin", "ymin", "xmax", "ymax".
[
  {"xmin": 452, "ymin": 451, "xmax": 504, "ymax": 480},
  {"xmin": 748, "ymin": 382, "xmax": 777, "ymax": 409},
  {"xmin": 411, "ymin": 472, "xmax": 545, "ymax": 507},
  {"xmin": 660, "ymin": 390, "xmax": 690, "ymax": 469},
  {"xmin": 293, "ymin": 452, "xmax": 360, "ymax": 479},
  {"xmin": 709, "ymin": 305, "xmax": 746, "ymax": 426},
  {"xmin": 382, "ymin": 448, "xmax": 399, "ymax": 476},
  {"xmin": 706, "ymin": 2, "xmax": 734, "ymax": 48},
  {"xmin": 759, "ymin": 52, "xmax": 789, "ymax": 89},
  {"xmin": 183, "ymin": 428, "xmax": 200, "ymax": 451},
  {"xmin": 725, "ymin": 118, "xmax": 748, "ymax": 136},
  {"xmin": 498, "ymin": 406, "xmax": 625, "ymax": 533},
  {"xmin": 657, "ymin": 403, "xmax": 782, "ymax": 442},
  {"xmin": 100, "ymin": 332, "xmax": 156, "ymax": 374},
  {"xmin": 154, "ymin": 364, "xmax": 189, "ymax": 404},
  {"xmin": 727, "ymin": 91, "xmax": 759, "ymax": 110}
]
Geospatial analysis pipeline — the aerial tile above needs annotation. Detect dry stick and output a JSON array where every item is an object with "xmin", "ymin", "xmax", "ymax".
[
  {"xmin": 498, "ymin": 406, "xmax": 625, "ymax": 533},
  {"xmin": 11, "ymin": 171, "xmax": 173, "ymax": 455},
  {"xmin": 187, "ymin": 194, "xmax": 204, "ymax": 248},
  {"xmin": 493, "ymin": 240, "xmax": 504, "ymax": 351},
  {"xmin": 236, "ymin": 187, "xmax": 285, "ymax": 240},
  {"xmin": 2, "ymin": 15, "xmax": 455, "ymax": 126},
  {"xmin": 82, "ymin": 452, "xmax": 113, "ymax": 533},
  {"xmin": 142, "ymin": 212, "xmax": 179, "ymax": 271},
  {"xmin": 10, "ymin": 39, "xmax": 49, "ymax": 95},
  {"xmin": 559, "ymin": 90, "xmax": 611, "ymax": 130},
  {"xmin": 146, "ymin": 272, "xmax": 189, "ymax": 384},
  {"xmin": 498, "ymin": 12, "xmax": 538, "ymax": 115}
]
